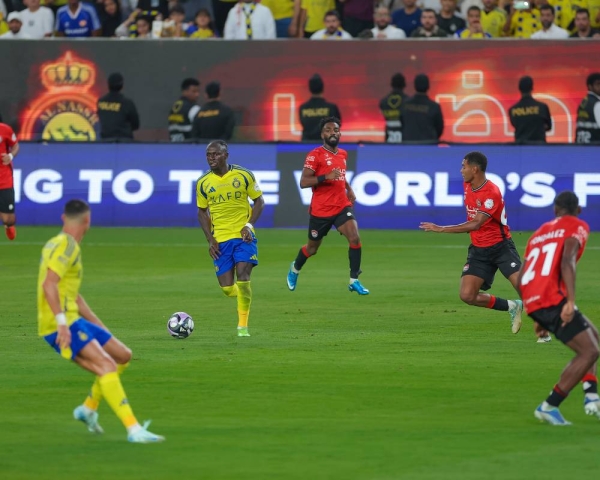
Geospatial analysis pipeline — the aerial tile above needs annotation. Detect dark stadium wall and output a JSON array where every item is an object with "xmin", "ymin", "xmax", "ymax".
[{"xmin": 0, "ymin": 40, "xmax": 596, "ymax": 143}]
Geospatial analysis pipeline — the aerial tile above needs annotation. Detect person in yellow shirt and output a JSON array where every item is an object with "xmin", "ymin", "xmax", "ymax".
[
  {"xmin": 455, "ymin": 6, "xmax": 492, "ymax": 37},
  {"xmin": 503, "ymin": 2, "xmax": 542, "ymax": 37},
  {"xmin": 588, "ymin": 0, "xmax": 600, "ymax": 27},
  {"xmin": 0, "ymin": 12, "xmax": 8, "ymax": 35},
  {"xmin": 38, "ymin": 199, "xmax": 164, "ymax": 443},
  {"xmin": 299, "ymin": 0, "xmax": 336, "ymax": 37},
  {"xmin": 481, "ymin": 0, "xmax": 507, "ymax": 36},
  {"xmin": 548, "ymin": 0, "xmax": 577, "ymax": 29},
  {"xmin": 261, "ymin": 0, "xmax": 295, "ymax": 37},
  {"xmin": 197, "ymin": 140, "xmax": 265, "ymax": 337}
]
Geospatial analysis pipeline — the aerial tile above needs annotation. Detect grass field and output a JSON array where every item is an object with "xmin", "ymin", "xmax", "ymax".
[{"xmin": 1, "ymin": 227, "xmax": 599, "ymax": 480}]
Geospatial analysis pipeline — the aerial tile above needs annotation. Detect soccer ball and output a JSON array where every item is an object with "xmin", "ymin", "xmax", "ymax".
[{"xmin": 167, "ymin": 312, "xmax": 194, "ymax": 339}]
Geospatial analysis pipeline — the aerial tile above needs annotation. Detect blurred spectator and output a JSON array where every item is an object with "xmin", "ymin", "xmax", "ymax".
[
  {"xmin": 42, "ymin": 0, "xmax": 67, "ymax": 16},
  {"xmin": 0, "ymin": 11, "xmax": 32, "ymax": 37},
  {"xmin": 299, "ymin": 74, "xmax": 341, "ymax": 141},
  {"xmin": 411, "ymin": 8, "xmax": 448, "ymax": 36},
  {"xmin": 370, "ymin": 5, "xmax": 406, "ymax": 38},
  {"xmin": 480, "ymin": 0, "xmax": 506, "ymax": 36},
  {"xmin": 339, "ymin": 0, "xmax": 374, "ymax": 37},
  {"xmin": 161, "ymin": 4, "xmax": 189, "ymax": 36},
  {"xmin": 356, "ymin": 27, "xmax": 373, "ymax": 37},
  {"xmin": 504, "ymin": 2, "xmax": 541, "ymax": 38},
  {"xmin": 187, "ymin": 7, "xmax": 217, "ymax": 37},
  {"xmin": 437, "ymin": 0, "xmax": 465, "ymax": 34},
  {"xmin": 97, "ymin": 73, "xmax": 140, "ymax": 142},
  {"xmin": 168, "ymin": 78, "xmax": 201, "ymax": 142},
  {"xmin": 224, "ymin": 0, "xmax": 276, "ymax": 39},
  {"xmin": 417, "ymin": 0, "xmax": 444, "ymax": 12},
  {"xmin": 20, "ymin": 0, "xmax": 54, "ymax": 38},
  {"xmin": 261, "ymin": 0, "xmax": 294, "ymax": 37},
  {"xmin": 508, "ymin": 76, "xmax": 551, "ymax": 144},
  {"xmin": 548, "ymin": 0, "xmax": 574, "ymax": 31},
  {"xmin": 310, "ymin": 9, "xmax": 351, "ymax": 38},
  {"xmin": 0, "ymin": 13, "xmax": 6, "ymax": 36},
  {"xmin": 402, "ymin": 74, "xmax": 444, "ymax": 144},
  {"xmin": 97, "ymin": 0, "xmax": 121, "ymax": 37},
  {"xmin": 54, "ymin": 0, "xmax": 101, "ymax": 37},
  {"xmin": 191, "ymin": 81, "xmax": 235, "ymax": 141},
  {"xmin": 116, "ymin": 12, "xmax": 158, "ymax": 37},
  {"xmin": 379, "ymin": 73, "xmax": 408, "ymax": 143},
  {"xmin": 575, "ymin": 72, "xmax": 600, "ymax": 144},
  {"xmin": 460, "ymin": 0, "xmax": 484, "ymax": 18},
  {"xmin": 392, "ymin": 0, "xmax": 422, "ymax": 36},
  {"xmin": 531, "ymin": 4, "xmax": 569, "ymax": 36},
  {"xmin": 299, "ymin": 0, "xmax": 335, "ymax": 38},
  {"xmin": 570, "ymin": 8, "xmax": 600, "ymax": 36},
  {"xmin": 212, "ymin": 0, "xmax": 237, "ymax": 35},
  {"xmin": 455, "ymin": 5, "xmax": 491, "ymax": 36}
]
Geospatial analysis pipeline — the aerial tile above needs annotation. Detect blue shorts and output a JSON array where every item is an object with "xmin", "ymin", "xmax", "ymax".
[
  {"xmin": 214, "ymin": 237, "xmax": 258, "ymax": 277},
  {"xmin": 44, "ymin": 318, "xmax": 112, "ymax": 360}
]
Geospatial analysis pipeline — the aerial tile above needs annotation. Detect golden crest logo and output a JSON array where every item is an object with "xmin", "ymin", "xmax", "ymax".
[
  {"xmin": 232, "ymin": 178, "xmax": 241, "ymax": 188},
  {"xmin": 20, "ymin": 51, "xmax": 100, "ymax": 141}
]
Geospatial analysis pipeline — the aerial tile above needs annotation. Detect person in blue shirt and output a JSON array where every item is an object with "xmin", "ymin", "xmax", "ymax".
[
  {"xmin": 55, "ymin": 0, "xmax": 101, "ymax": 37},
  {"xmin": 391, "ymin": 0, "xmax": 421, "ymax": 37}
]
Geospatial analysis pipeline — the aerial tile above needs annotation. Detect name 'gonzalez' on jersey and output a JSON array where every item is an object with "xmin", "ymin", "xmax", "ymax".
[
  {"xmin": 520, "ymin": 215, "xmax": 590, "ymax": 314},
  {"xmin": 464, "ymin": 180, "xmax": 511, "ymax": 248},
  {"xmin": 304, "ymin": 146, "xmax": 351, "ymax": 218}
]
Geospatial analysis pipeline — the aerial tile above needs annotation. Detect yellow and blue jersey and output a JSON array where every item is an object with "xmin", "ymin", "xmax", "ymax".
[
  {"xmin": 196, "ymin": 164, "xmax": 263, "ymax": 243},
  {"xmin": 509, "ymin": 9, "xmax": 541, "ymax": 38},
  {"xmin": 481, "ymin": 8, "xmax": 507, "ymax": 37},
  {"xmin": 455, "ymin": 28, "xmax": 492, "ymax": 38},
  {"xmin": 37, "ymin": 233, "xmax": 83, "ymax": 336}
]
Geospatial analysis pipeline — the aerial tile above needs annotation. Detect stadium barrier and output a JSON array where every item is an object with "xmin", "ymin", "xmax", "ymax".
[
  {"xmin": 15, "ymin": 143, "xmax": 600, "ymax": 230},
  {"xmin": 0, "ymin": 40, "xmax": 596, "ymax": 143}
]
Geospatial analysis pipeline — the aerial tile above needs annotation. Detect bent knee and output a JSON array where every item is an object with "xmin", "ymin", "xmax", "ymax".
[
  {"xmin": 306, "ymin": 246, "xmax": 318, "ymax": 256},
  {"xmin": 459, "ymin": 291, "xmax": 478, "ymax": 306},
  {"xmin": 348, "ymin": 236, "xmax": 361, "ymax": 246}
]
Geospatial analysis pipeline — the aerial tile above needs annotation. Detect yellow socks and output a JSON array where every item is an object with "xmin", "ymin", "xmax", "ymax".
[
  {"xmin": 98, "ymin": 371, "xmax": 138, "ymax": 429},
  {"xmin": 221, "ymin": 284, "xmax": 239, "ymax": 298},
  {"xmin": 83, "ymin": 362, "xmax": 129, "ymax": 411},
  {"xmin": 236, "ymin": 281, "xmax": 252, "ymax": 328}
]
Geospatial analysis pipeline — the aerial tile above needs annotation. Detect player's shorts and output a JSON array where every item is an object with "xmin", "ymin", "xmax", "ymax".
[
  {"xmin": 44, "ymin": 318, "xmax": 112, "ymax": 360},
  {"xmin": 461, "ymin": 238, "xmax": 521, "ymax": 291},
  {"xmin": 0, "ymin": 188, "xmax": 15, "ymax": 214},
  {"xmin": 308, "ymin": 207, "xmax": 356, "ymax": 241},
  {"xmin": 529, "ymin": 300, "xmax": 590, "ymax": 344},
  {"xmin": 214, "ymin": 236, "xmax": 258, "ymax": 277}
]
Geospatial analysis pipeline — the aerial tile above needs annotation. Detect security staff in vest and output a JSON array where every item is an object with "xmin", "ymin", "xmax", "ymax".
[
  {"xmin": 299, "ymin": 74, "xmax": 341, "ymax": 141},
  {"xmin": 168, "ymin": 78, "xmax": 201, "ymax": 142},
  {"xmin": 97, "ymin": 73, "xmax": 140, "ymax": 141},
  {"xmin": 379, "ymin": 73, "xmax": 408, "ymax": 143},
  {"xmin": 191, "ymin": 81, "xmax": 235, "ymax": 140},
  {"xmin": 508, "ymin": 76, "xmax": 552, "ymax": 144},
  {"xmin": 401, "ymin": 74, "xmax": 444, "ymax": 144},
  {"xmin": 576, "ymin": 72, "xmax": 600, "ymax": 144}
]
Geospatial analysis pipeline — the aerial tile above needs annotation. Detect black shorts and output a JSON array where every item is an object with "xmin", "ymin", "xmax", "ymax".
[
  {"xmin": 0, "ymin": 188, "xmax": 15, "ymax": 214},
  {"xmin": 461, "ymin": 239, "xmax": 521, "ymax": 291},
  {"xmin": 529, "ymin": 300, "xmax": 590, "ymax": 344},
  {"xmin": 308, "ymin": 207, "xmax": 355, "ymax": 241}
]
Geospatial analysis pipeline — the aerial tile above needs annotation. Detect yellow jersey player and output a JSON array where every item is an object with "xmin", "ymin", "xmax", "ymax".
[
  {"xmin": 196, "ymin": 140, "xmax": 265, "ymax": 337},
  {"xmin": 38, "ymin": 199, "xmax": 164, "ymax": 443}
]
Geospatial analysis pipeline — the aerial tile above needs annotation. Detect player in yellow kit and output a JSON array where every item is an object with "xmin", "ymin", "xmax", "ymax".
[
  {"xmin": 38, "ymin": 199, "xmax": 164, "ymax": 443},
  {"xmin": 197, "ymin": 140, "xmax": 265, "ymax": 337}
]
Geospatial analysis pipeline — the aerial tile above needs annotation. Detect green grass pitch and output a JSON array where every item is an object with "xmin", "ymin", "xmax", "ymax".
[{"xmin": 1, "ymin": 227, "xmax": 599, "ymax": 480}]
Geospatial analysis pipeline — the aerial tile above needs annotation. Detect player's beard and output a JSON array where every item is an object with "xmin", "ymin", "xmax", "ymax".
[{"xmin": 325, "ymin": 136, "xmax": 339, "ymax": 148}]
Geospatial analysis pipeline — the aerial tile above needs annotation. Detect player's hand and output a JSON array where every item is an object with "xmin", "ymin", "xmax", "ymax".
[
  {"xmin": 241, "ymin": 226, "xmax": 253, "ymax": 243},
  {"xmin": 55, "ymin": 324, "xmax": 71, "ymax": 352},
  {"xmin": 533, "ymin": 322, "xmax": 549, "ymax": 338},
  {"xmin": 419, "ymin": 222, "xmax": 442, "ymax": 232},
  {"xmin": 347, "ymin": 189, "xmax": 356, "ymax": 204},
  {"xmin": 560, "ymin": 301, "xmax": 575, "ymax": 326},
  {"xmin": 326, "ymin": 168, "xmax": 342, "ymax": 181},
  {"xmin": 1, "ymin": 154, "xmax": 12, "ymax": 165},
  {"xmin": 208, "ymin": 238, "xmax": 221, "ymax": 260}
]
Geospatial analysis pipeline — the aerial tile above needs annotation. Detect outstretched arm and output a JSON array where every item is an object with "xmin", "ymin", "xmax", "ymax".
[{"xmin": 419, "ymin": 211, "xmax": 489, "ymax": 233}]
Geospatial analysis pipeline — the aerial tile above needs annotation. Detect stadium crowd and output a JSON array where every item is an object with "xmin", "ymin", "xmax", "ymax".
[{"xmin": 0, "ymin": 0, "xmax": 598, "ymax": 39}]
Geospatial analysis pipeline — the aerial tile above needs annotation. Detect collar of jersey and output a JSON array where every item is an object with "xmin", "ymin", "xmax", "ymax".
[{"xmin": 471, "ymin": 179, "xmax": 488, "ymax": 192}]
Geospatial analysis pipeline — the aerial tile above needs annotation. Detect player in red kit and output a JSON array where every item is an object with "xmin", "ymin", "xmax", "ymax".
[
  {"xmin": 518, "ymin": 191, "xmax": 599, "ymax": 425},
  {"xmin": 419, "ymin": 151, "xmax": 527, "ymax": 336},
  {"xmin": 0, "ymin": 121, "xmax": 19, "ymax": 241},
  {"xmin": 286, "ymin": 117, "xmax": 369, "ymax": 295}
]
